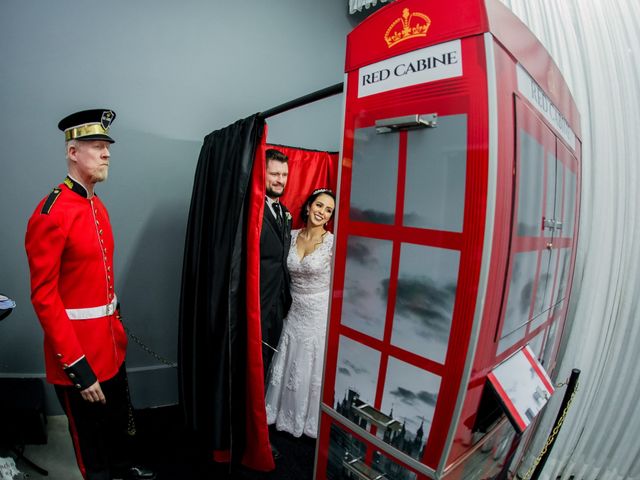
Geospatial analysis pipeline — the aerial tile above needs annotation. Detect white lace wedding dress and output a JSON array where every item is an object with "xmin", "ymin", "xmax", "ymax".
[{"xmin": 265, "ymin": 229, "xmax": 334, "ymax": 438}]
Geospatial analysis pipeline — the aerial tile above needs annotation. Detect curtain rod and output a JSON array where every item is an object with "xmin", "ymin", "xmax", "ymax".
[{"xmin": 259, "ymin": 82, "xmax": 344, "ymax": 119}]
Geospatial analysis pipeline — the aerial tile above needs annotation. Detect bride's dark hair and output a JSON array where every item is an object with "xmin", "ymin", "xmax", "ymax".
[{"xmin": 300, "ymin": 188, "xmax": 336, "ymax": 223}]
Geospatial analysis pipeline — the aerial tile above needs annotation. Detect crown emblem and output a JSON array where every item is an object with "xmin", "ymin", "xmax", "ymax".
[{"xmin": 384, "ymin": 8, "xmax": 431, "ymax": 48}]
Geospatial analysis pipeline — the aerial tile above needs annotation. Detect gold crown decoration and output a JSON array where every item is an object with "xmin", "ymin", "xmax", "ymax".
[{"xmin": 384, "ymin": 8, "xmax": 431, "ymax": 48}]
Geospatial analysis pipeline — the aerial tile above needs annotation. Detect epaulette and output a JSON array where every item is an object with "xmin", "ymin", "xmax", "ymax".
[{"xmin": 41, "ymin": 188, "xmax": 62, "ymax": 215}]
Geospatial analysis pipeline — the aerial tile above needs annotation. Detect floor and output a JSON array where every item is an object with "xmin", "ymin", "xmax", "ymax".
[
  {"xmin": 1, "ymin": 406, "xmax": 316, "ymax": 480},
  {"xmin": 1, "ymin": 415, "xmax": 82, "ymax": 480}
]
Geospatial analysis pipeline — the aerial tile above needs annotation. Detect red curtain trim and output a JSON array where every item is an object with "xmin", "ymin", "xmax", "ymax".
[
  {"xmin": 242, "ymin": 127, "xmax": 276, "ymax": 471},
  {"xmin": 212, "ymin": 449, "xmax": 231, "ymax": 463},
  {"xmin": 240, "ymin": 136, "xmax": 340, "ymax": 472}
]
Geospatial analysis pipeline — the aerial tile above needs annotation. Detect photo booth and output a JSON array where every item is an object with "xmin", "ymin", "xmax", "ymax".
[
  {"xmin": 315, "ymin": 0, "xmax": 581, "ymax": 478},
  {"xmin": 179, "ymin": 114, "xmax": 341, "ymax": 471}
]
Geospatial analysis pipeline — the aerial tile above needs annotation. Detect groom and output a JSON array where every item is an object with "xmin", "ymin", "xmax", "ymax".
[{"xmin": 260, "ymin": 148, "xmax": 292, "ymax": 380}]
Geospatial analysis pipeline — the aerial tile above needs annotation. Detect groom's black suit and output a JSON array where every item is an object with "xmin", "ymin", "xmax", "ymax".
[{"xmin": 260, "ymin": 200, "xmax": 292, "ymax": 377}]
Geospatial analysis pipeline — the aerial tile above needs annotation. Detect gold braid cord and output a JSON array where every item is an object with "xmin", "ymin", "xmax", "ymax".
[{"xmin": 521, "ymin": 382, "xmax": 579, "ymax": 480}]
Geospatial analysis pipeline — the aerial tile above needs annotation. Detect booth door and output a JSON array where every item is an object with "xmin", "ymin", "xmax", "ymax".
[
  {"xmin": 495, "ymin": 98, "xmax": 569, "ymax": 360},
  {"xmin": 540, "ymin": 138, "xmax": 579, "ymax": 370},
  {"xmin": 316, "ymin": 89, "xmax": 480, "ymax": 479}
]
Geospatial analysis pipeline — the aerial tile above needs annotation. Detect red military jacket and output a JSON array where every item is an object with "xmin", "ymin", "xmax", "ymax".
[{"xmin": 25, "ymin": 176, "xmax": 127, "ymax": 389}]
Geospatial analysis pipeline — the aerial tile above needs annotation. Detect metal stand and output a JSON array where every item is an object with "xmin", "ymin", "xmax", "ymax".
[
  {"xmin": 528, "ymin": 368, "xmax": 581, "ymax": 480},
  {"xmin": 11, "ymin": 445, "xmax": 49, "ymax": 476}
]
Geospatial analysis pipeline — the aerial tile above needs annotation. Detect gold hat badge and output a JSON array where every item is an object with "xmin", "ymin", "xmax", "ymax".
[{"xmin": 384, "ymin": 8, "xmax": 431, "ymax": 48}]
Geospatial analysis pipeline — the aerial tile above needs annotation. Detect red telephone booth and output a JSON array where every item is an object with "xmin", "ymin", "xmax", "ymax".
[{"xmin": 316, "ymin": 0, "xmax": 581, "ymax": 478}]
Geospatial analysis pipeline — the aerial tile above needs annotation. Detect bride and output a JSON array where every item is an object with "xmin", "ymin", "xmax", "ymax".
[{"xmin": 265, "ymin": 188, "xmax": 335, "ymax": 438}]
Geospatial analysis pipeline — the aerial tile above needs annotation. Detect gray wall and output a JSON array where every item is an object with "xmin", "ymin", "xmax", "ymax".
[{"xmin": 0, "ymin": 0, "xmax": 352, "ymax": 413}]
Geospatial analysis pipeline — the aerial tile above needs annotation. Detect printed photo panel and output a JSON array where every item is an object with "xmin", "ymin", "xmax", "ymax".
[
  {"xmin": 562, "ymin": 165, "xmax": 577, "ymax": 238},
  {"xmin": 528, "ymin": 329, "xmax": 545, "ymax": 359},
  {"xmin": 551, "ymin": 152, "xmax": 563, "ymax": 240},
  {"xmin": 541, "ymin": 319, "xmax": 559, "ymax": 368},
  {"xmin": 341, "ymin": 236, "xmax": 394, "ymax": 339},
  {"xmin": 544, "ymin": 151, "xmax": 558, "ymax": 237},
  {"xmin": 403, "ymin": 114, "xmax": 467, "ymax": 232},
  {"xmin": 551, "ymin": 247, "xmax": 572, "ymax": 305},
  {"xmin": 379, "ymin": 357, "xmax": 442, "ymax": 461},
  {"xmin": 391, "ymin": 243, "xmax": 460, "ymax": 364},
  {"xmin": 334, "ymin": 335, "xmax": 381, "ymax": 420},
  {"xmin": 497, "ymin": 324, "xmax": 527, "ymax": 356},
  {"xmin": 350, "ymin": 126, "xmax": 399, "ymax": 224},
  {"xmin": 531, "ymin": 246, "xmax": 559, "ymax": 327},
  {"xmin": 516, "ymin": 130, "xmax": 545, "ymax": 237},
  {"xmin": 500, "ymin": 251, "xmax": 538, "ymax": 345}
]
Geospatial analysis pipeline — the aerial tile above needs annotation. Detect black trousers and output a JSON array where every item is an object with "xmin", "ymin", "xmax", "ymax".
[{"xmin": 55, "ymin": 363, "xmax": 136, "ymax": 480}]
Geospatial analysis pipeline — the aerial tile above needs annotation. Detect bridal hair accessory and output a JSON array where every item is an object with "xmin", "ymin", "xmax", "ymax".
[{"xmin": 312, "ymin": 188, "xmax": 334, "ymax": 196}]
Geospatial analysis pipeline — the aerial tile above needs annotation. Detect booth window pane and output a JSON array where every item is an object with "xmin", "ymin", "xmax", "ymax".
[
  {"xmin": 498, "ymin": 324, "xmax": 526, "ymax": 355},
  {"xmin": 528, "ymin": 329, "xmax": 545, "ymax": 359},
  {"xmin": 517, "ymin": 131, "xmax": 544, "ymax": 237},
  {"xmin": 391, "ymin": 243, "xmax": 460, "ymax": 364},
  {"xmin": 544, "ymin": 153, "xmax": 557, "ymax": 236},
  {"xmin": 530, "ymin": 305, "xmax": 549, "ymax": 333},
  {"xmin": 379, "ymin": 356, "xmax": 441, "ymax": 461},
  {"xmin": 341, "ymin": 236, "xmax": 393, "ymax": 339},
  {"xmin": 502, "ymin": 251, "xmax": 538, "ymax": 339},
  {"xmin": 563, "ymin": 167, "xmax": 577, "ymax": 238},
  {"xmin": 350, "ymin": 126, "xmax": 399, "ymax": 224},
  {"xmin": 541, "ymin": 320, "xmax": 559, "ymax": 368},
  {"xmin": 544, "ymin": 248, "xmax": 558, "ymax": 310},
  {"xmin": 532, "ymin": 249, "xmax": 550, "ymax": 318},
  {"xmin": 553, "ymin": 154, "xmax": 563, "ymax": 239},
  {"xmin": 551, "ymin": 299, "xmax": 564, "ymax": 319},
  {"xmin": 551, "ymin": 248, "xmax": 572, "ymax": 304},
  {"xmin": 403, "ymin": 114, "xmax": 467, "ymax": 232},
  {"xmin": 334, "ymin": 335, "xmax": 381, "ymax": 418},
  {"xmin": 532, "ymin": 246, "xmax": 558, "ymax": 322},
  {"xmin": 530, "ymin": 308, "xmax": 548, "ymax": 333}
]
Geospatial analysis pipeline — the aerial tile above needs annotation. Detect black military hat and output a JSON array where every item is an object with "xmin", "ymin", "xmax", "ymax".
[{"xmin": 58, "ymin": 109, "xmax": 116, "ymax": 143}]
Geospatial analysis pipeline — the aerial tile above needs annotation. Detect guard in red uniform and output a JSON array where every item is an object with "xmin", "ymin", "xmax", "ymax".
[{"xmin": 25, "ymin": 109, "xmax": 155, "ymax": 480}]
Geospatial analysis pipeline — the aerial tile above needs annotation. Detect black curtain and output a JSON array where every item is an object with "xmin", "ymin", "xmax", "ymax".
[{"xmin": 179, "ymin": 114, "xmax": 265, "ymax": 458}]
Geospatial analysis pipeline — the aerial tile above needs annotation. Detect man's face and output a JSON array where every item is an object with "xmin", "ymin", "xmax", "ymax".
[
  {"xmin": 265, "ymin": 159, "xmax": 288, "ymax": 199},
  {"xmin": 69, "ymin": 140, "xmax": 111, "ymax": 184}
]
